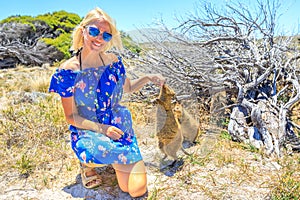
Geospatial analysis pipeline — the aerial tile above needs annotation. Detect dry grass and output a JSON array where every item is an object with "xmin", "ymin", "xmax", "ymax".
[
  {"xmin": 0, "ymin": 66, "xmax": 77, "ymax": 189},
  {"xmin": 0, "ymin": 66, "xmax": 300, "ymax": 199},
  {"xmin": 144, "ymin": 131, "xmax": 300, "ymax": 199}
]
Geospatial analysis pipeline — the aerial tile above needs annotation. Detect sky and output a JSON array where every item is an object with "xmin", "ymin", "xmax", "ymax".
[{"xmin": 0, "ymin": 0, "xmax": 299, "ymax": 34}]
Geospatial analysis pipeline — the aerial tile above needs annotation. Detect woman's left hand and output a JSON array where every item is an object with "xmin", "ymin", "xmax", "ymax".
[{"xmin": 148, "ymin": 74, "xmax": 166, "ymax": 86}]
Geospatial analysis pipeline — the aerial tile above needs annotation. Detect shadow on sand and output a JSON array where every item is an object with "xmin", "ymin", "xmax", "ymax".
[{"xmin": 62, "ymin": 166, "xmax": 148, "ymax": 200}]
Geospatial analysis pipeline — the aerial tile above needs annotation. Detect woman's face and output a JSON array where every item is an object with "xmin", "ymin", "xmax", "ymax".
[{"xmin": 83, "ymin": 18, "xmax": 112, "ymax": 52}]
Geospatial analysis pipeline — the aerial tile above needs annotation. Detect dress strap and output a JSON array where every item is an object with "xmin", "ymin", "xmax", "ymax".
[
  {"xmin": 79, "ymin": 50, "xmax": 82, "ymax": 71},
  {"xmin": 99, "ymin": 54, "xmax": 105, "ymax": 66}
]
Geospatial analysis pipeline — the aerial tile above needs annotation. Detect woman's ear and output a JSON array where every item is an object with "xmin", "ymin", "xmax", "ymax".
[{"xmin": 82, "ymin": 27, "xmax": 88, "ymax": 41}]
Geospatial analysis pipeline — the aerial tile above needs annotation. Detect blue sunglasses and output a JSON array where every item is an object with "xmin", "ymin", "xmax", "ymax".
[{"xmin": 86, "ymin": 26, "xmax": 112, "ymax": 42}]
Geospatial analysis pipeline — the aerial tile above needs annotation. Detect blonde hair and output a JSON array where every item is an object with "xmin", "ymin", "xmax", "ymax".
[{"xmin": 71, "ymin": 7, "xmax": 123, "ymax": 52}]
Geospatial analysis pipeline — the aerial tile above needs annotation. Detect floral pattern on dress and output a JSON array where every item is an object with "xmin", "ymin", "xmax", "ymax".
[{"xmin": 49, "ymin": 57, "xmax": 143, "ymax": 165}]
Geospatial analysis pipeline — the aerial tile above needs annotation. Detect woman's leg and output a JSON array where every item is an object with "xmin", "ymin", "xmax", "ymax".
[{"xmin": 112, "ymin": 160, "xmax": 147, "ymax": 198}]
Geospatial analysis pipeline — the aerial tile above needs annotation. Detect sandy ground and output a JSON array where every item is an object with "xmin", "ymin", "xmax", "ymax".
[
  {"xmin": 0, "ymin": 121, "xmax": 279, "ymax": 200},
  {"xmin": 0, "ymin": 85, "xmax": 287, "ymax": 200}
]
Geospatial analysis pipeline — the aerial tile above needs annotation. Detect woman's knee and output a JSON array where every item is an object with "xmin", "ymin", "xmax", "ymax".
[
  {"xmin": 113, "ymin": 161, "xmax": 147, "ymax": 197},
  {"xmin": 128, "ymin": 174, "xmax": 147, "ymax": 197},
  {"xmin": 129, "ymin": 186, "xmax": 147, "ymax": 198},
  {"xmin": 115, "ymin": 171, "xmax": 147, "ymax": 197}
]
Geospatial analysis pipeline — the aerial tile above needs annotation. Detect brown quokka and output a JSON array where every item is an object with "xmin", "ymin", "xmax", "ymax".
[
  {"xmin": 155, "ymin": 84, "xmax": 190, "ymax": 162},
  {"xmin": 174, "ymin": 101, "xmax": 200, "ymax": 143}
]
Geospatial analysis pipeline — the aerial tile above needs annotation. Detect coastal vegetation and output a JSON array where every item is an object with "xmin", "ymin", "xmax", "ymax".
[{"xmin": 1, "ymin": 0, "xmax": 300, "ymax": 199}]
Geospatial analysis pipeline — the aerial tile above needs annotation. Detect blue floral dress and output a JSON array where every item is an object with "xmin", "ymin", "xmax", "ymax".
[{"xmin": 49, "ymin": 57, "xmax": 143, "ymax": 165}]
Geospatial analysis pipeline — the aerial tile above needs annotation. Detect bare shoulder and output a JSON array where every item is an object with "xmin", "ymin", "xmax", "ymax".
[
  {"xmin": 106, "ymin": 52, "xmax": 119, "ymax": 63},
  {"xmin": 59, "ymin": 56, "xmax": 80, "ymax": 71}
]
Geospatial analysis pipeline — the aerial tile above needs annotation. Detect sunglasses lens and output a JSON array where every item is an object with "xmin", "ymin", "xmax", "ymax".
[
  {"xmin": 88, "ymin": 27, "xmax": 100, "ymax": 37},
  {"xmin": 102, "ymin": 32, "xmax": 112, "ymax": 42},
  {"xmin": 87, "ymin": 27, "xmax": 112, "ymax": 42}
]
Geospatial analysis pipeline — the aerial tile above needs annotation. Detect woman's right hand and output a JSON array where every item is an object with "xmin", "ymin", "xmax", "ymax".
[
  {"xmin": 148, "ymin": 74, "xmax": 165, "ymax": 86},
  {"xmin": 102, "ymin": 125, "xmax": 124, "ymax": 140}
]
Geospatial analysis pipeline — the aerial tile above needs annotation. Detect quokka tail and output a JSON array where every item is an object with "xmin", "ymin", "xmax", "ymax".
[{"xmin": 181, "ymin": 147, "xmax": 192, "ymax": 156}]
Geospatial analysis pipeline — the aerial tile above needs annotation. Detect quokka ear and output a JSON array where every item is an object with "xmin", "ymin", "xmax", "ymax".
[
  {"xmin": 171, "ymin": 96, "xmax": 181, "ymax": 104},
  {"xmin": 171, "ymin": 99, "xmax": 177, "ymax": 104}
]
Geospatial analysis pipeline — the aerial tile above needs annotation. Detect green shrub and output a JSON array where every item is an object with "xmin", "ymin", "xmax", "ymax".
[
  {"xmin": 1, "ymin": 11, "xmax": 80, "ymax": 58},
  {"xmin": 42, "ymin": 32, "xmax": 72, "ymax": 58},
  {"xmin": 36, "ymin": 10, "xmax": 81, "ymax": 31}
]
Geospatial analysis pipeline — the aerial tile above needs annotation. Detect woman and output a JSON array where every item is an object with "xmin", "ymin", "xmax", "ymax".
[{"xmin": 49, "ymin": 7, "xmax": 165, "ymax": 198}]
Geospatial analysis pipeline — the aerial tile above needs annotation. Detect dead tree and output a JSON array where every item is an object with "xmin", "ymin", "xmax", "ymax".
[
  {"xmin": 132, "ymin": 0, "xmax": 300, "ymax": 156},
  {"xmin": 0, "ymin": 21, "xmax": 65, "ymax": 68}
]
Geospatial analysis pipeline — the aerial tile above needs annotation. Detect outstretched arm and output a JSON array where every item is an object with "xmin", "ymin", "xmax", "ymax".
[{"xmin": 123, "ymin": 74, "xmax": 165, "ymax": 93}]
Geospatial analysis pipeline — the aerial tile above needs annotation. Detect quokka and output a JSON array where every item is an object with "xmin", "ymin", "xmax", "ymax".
[
  {"xmin": 173, "ymin": 101, "xmax": 200, "ymax": 143},
  {"xmin": 155, "ymin": 84, "xmax": 192, "ymax": 163}
]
